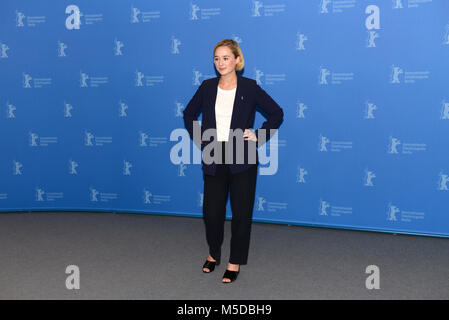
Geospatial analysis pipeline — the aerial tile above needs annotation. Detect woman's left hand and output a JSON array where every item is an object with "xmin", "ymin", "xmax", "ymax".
[{"xmin": 243, "ymin": 129, "xmax": 257, "ymax": 142}]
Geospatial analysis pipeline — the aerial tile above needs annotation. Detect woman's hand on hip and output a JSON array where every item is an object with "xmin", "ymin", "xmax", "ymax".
[{"xmin": 243, "ymin": 129, "xmax": 257, "ymax": 142}]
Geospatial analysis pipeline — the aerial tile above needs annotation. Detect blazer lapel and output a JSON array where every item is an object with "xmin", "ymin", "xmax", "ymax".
[
  {"xmin": 229, "ymin": 74, "xmax": 242, "ymax": 130},
  {"xmin": 209, "ymin": 77, "xmax": 219, "ymax": 130}
]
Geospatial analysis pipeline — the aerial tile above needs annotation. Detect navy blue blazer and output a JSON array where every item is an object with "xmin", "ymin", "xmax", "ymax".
[{"xmin": 183, "ymin": 74, "xmax": 284, "ymax": 175}]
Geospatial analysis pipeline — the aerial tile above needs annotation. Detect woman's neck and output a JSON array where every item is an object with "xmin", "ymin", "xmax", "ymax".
[{"xmin": 219, "ymin": 72, "xmax": 237, "ymax": 89}]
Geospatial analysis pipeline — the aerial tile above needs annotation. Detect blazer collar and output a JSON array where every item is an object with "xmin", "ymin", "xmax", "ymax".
[{"xmin": 212, "ymin": 73, "xmax": 241, "ymax": 90}]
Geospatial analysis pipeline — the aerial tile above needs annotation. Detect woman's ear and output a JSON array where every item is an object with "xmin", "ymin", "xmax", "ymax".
[{"xmin": 235, "ymin": 56, "xmax": 241, "ymax": 68}]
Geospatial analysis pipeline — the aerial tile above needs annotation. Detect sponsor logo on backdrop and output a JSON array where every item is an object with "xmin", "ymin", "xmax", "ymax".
[
  {"xmin": 80, "ymin": 71, "xmax": 108, "ymax": 88},
  {"xmin": 178, "ymin": 163, "xmax": 187, "ymax": 177},
  {"xmin": 0, "ymin": 41, "xmax": 9, "ymax": 58},
  {"xmin": 192, "ymin": 69, "xmax": 202, "ymax": 85},
  {"xmin": 69, "ymin": 159, "xmax": 78, "ymax": 175},
  {"xmin": 84, "ymin": 131, "xmax": 112, "ymax": 146},
  {"xmin": 16, "ymin": 9, "xmax": 46, "ymax": 27},
  {"xmin": 296, "ymin": 165, "xmax": 308, "ymax": 183},
  {"xmin": 80, "ymin": 72, "xmax": 89, "ymax": 87},
  {"xmin": 364, "ymin": 101, "xmax": 377, "ymax": 119},
  {"xmin": 387, "ymin": 136, "xmax": 426, "ymax": 154},
  {"xmin": 254, "ymin": 68, "xmax": 286, "ymax": 85},
  {"xmin": 319, "ymin": 67, "xmax": 354, "ymax": 85},
  {"xmin": 319, "ymin": 0, "xmax": 357, "ymax": 14},
  {"xmin": 35, "ymin": 188, "xmax": 44, "ymax": 201},
  {"xmin": 444, "ymin": 23, "xmax": 449, "ymax": 45},
  {"xmin": 366, "ymin": 30, "xmax": 380, "ymax": 48},
  {"xmin": 143, "ymin": 189, "xmax": 171, "ymax": 205},
  {"xmin": 175, "ymin": 101, "xmax": 184, "ymax": 117},
  {"xmin": 6, "ymin": 101, "xmax": 16, "ymax": 118},
  {"xmin": 318, "ymin": 135, "xmax": 330, "ymax": 152},
  {"xmin": 364, "ymin": 170, "xmax": 376, "ymax": 187},
  {"xmin": 119, "ymin": 100, "xmax": 128, "ymax": 117},
  {"xmin": 319, "ymin": 199, "xmax": 353, "ymax": 216},
  {"xmin": 171, "ymin": 37, "xmax": 181, "ymax": 54},
  {"xmin": 192, "ymin": 69, "xmax": 215, "ymax": 86},
  {"xmin": 64, "ymin": 101, "xmax": 73, "ymax": 118},
  {"xmin": 318, "ymin": 67, "xmax": 330, "ymax": 84},
  {"xmin": 139, "ymin": 131, "xmax": 168, "ymax": 147},
  {"xmin": 143, "ymin": 190, "xmax": 152, "ymax": 204},
  {"xmin": 23, "ymin": 73, "xmax": 52, "ymax": 88},
  {"xmin": 438, "ymin": 172, "xmax": 449, "ymax": 191},
  {"xmin": 318, "ymin": 135, "xmax": 353, "ymax": 152},
  {"xmin": 65, "ymin": 5, "xmax": 103, "ymax": 29},
  {"xmin": 387, "ymin": 203, "xmax": 425, "ymax": 222},
  {"xmin": 13, "ymin": 161, "xmax": 23, "ymax": 175},
  {"xmin": 35, "ymin": 187, "xmax": 63, "ymax": 202},
  {"xmin": 58, "ymin": 41, "xmax": 67, "ymax": 57},
  {"xmin": 23, "ymin": 73, "xmax": 32, "ymax": 88},
  {"xmin": 392, "ymin": 0, "xmax": 433, "ymax": 9},
  {"xmin": 135, "ymin": 70, "xmax": 164, "ymax": 87},
  {"xmin": 15, "ymin": 10, "xmax": 26, "ymax": 26},
  {"xmin": 123, "ymin": 160, "xmax": 132, "ymax": 176},
  {"xmin": 114, "ymin": 38, "xmax": 124, "ymax": 56},
  {"xmin": 90, "ymin": 187, "xmax": 117, "ymax": 202},
  {"xmin": 256, "ymin": 195, "xmax": 287, "ymax": 213},
  {"xmin": 296, "ymin": 101, "xmax": 308, "ymax": 118},
  {"xmin": 0, "ymin": 193, "xmax": 7, "ymax": 200},
  {"xmin": 251, "ymin": 1, "xmax": 286, "ymax": 17},
  {"xmin": 441, "ymin": 100, "xmax": 449, "ymax": 119},
  {"xmin": 189, "ymin": 3, "xmax": 221, "ymax": 20},
  {"xmin": 392, "ymin": 0, "xmax": 404, "ymax": 8},
  {"xmin": 255, "ymin": 69, "xmax": 264, "ymax": 85},
  {"xmin": 387, "ymin": 136, "xmax": 401, "ymax": 154},
  {"xmin": 29, "ymin": 132, "xmax": 58, "ymax": 147},
  {"xmin": 296, "ymin": 32, "xmax": 307, "ymax": 51},
  {"xmin": 232, "ymin": 35, "xmax": 242, "ymax": 44},
  {"xmin": 386, "ymin": 203, "xmax": 400, "ymax": 220},
  {"xmin": 190, "ymin": 3, "xmax": 200, "ymax": 20},
  {"xmin": 135, "ymin": 71, "xmax": 144, "ymax": 86},
  {"xmin": 389, "ymin": 65, "xmax": 430, "ymax": 84},
  {"xmin": 252, "ymin": 1, "xmax": 263, "ymax": 16},
  {"xmin": 390, "ymin": 66, "xmax": 403, "ymax": 83},
  {"xmin": 131, "ymin": 6, "xmax": 160, "ymax": 23},
  {"xmin": 319, "ymin": 0, "xmax": 331, "ymax": 13}
]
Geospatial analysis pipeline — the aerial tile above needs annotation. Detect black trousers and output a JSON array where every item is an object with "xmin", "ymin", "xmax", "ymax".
[{"xmin": 202, "ymin": 142, "xmax": 258, "ymax": 265}]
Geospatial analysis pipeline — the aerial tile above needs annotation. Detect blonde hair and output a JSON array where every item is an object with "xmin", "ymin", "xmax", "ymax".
[{"xmin": 213, "ymin": 39, "xmax": 245, "ymax": 71}]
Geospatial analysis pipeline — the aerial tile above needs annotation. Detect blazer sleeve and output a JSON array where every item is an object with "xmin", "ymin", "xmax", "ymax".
[
  {"xmin": 253, "ymin": 81, "xmax": 284, "ymax": 148},
  {"xmin": 183, "ymin": 81, "xmax": 204, "ymax": 145}
]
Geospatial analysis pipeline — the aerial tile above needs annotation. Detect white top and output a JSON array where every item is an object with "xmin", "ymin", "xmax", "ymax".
[{"xmin": 215, "ymin": 86, "xmax": 236, "ymax": 141}]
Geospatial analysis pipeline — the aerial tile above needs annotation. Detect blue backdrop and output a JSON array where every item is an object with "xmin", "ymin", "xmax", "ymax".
[{"xmin": 1, "ymin": 0, "xmax": 448, "ymax": 237}]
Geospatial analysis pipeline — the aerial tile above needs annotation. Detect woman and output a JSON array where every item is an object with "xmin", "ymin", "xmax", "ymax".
[{"xmin": 183, "ymin": 39, "xmax": 283, "ymax": 283}]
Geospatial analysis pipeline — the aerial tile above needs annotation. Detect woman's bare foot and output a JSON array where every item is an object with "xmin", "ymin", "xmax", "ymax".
[
  {"xmin": 203, "ymin": 255, "xmax": 216, "ymax": 273},
  {"xmin": 222, "ymin": 263, "xmax": 239, "ymax": 283}
]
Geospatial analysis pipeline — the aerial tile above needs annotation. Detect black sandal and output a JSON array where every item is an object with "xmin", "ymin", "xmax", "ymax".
[
  {"xmin": 222, "ymin": 269, "xmax": 239, "ymax": 283},
  {"xmin": 202, "ymin": 259, "xmax": 219, "ymax": 273}
]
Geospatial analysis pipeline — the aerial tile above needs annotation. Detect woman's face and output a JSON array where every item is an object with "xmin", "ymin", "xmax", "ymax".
[{"xmin": 214, "ymin": 46, "xmax": 240, "ymax": 77}]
